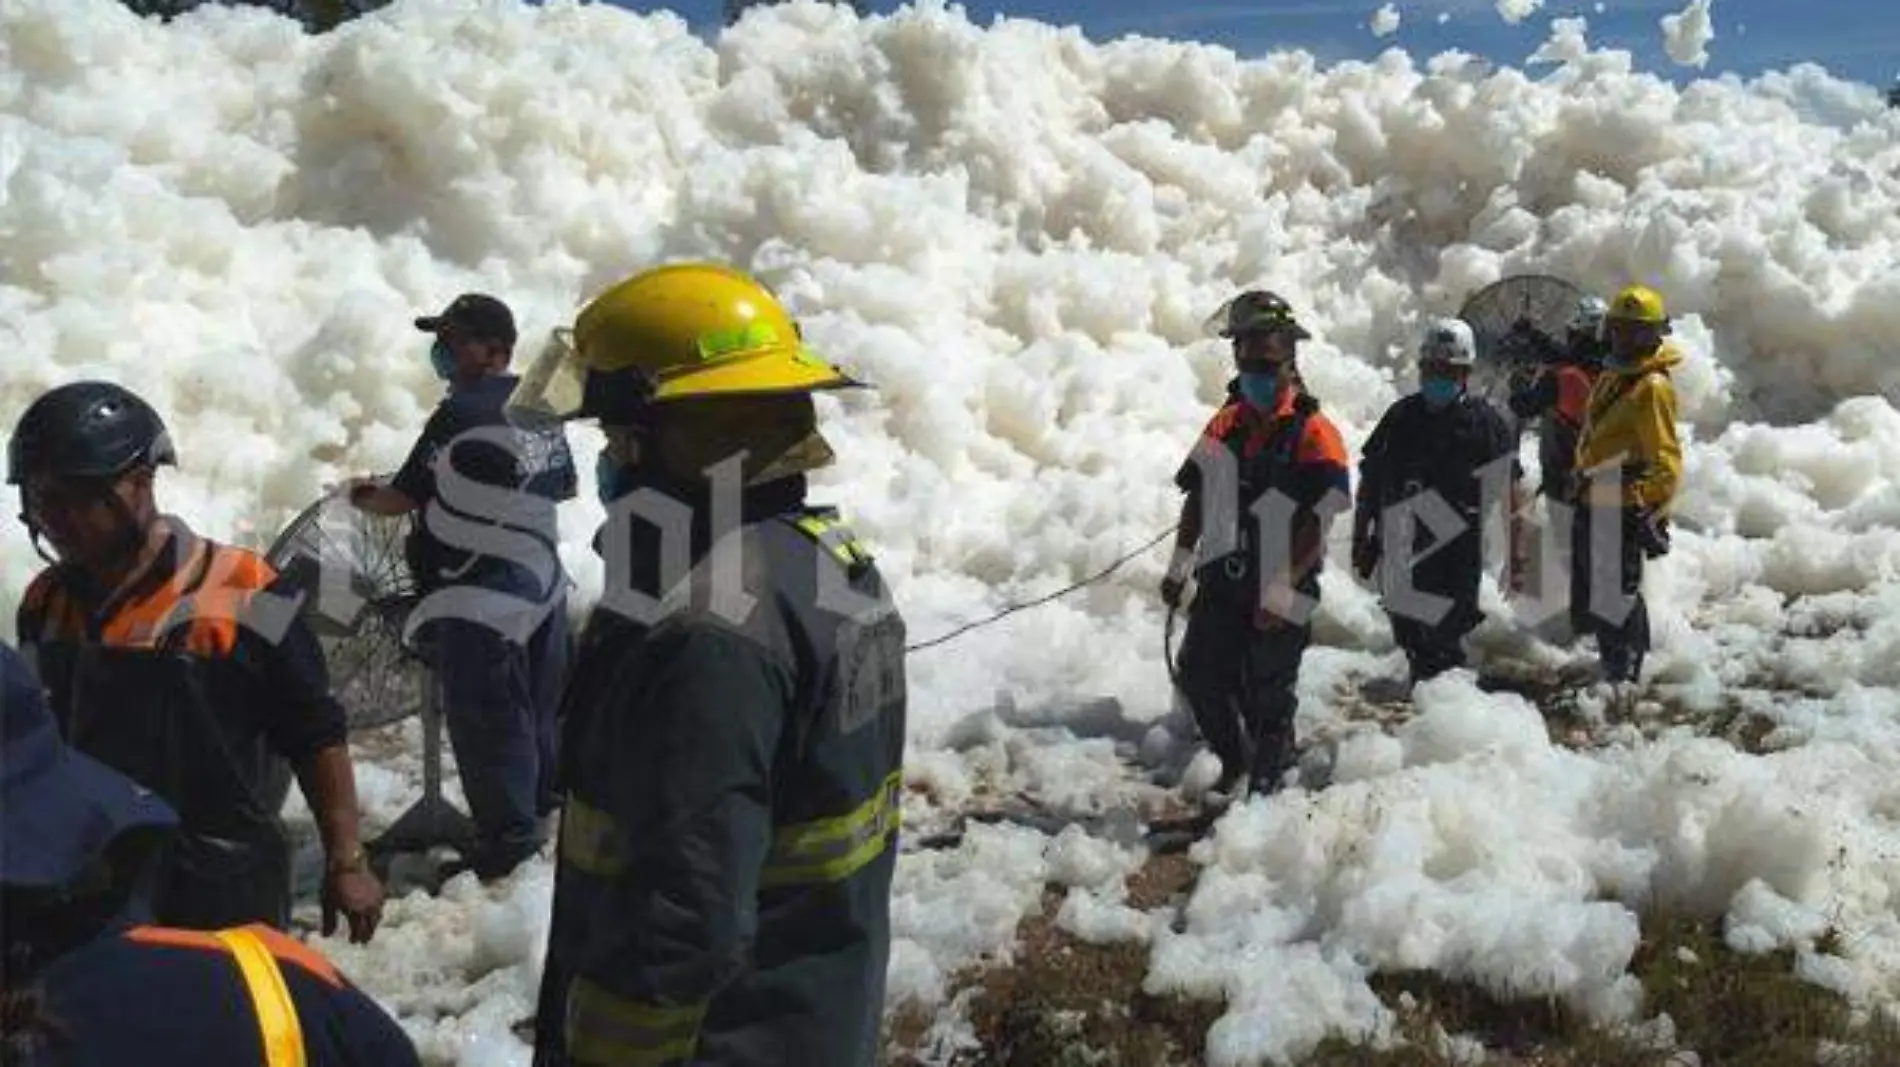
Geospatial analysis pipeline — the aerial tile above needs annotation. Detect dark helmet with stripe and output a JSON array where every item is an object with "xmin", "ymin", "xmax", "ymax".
[
  {"xmin": 1207, "ymin": 289, "xmax": 1314, "ymax": 341},
  {"xmin": 7, "ymin": 381, "xmax": 177, "ymax": 486}
]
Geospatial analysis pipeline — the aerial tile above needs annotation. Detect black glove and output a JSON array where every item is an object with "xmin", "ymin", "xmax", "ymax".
[
  {"xmin": 1160, "ymin": 575, "xmax": 1185, "ymax": 609},
  {"xmin": 1636, "ymin": 508, "xmax": 1671, "ymax": 558}
]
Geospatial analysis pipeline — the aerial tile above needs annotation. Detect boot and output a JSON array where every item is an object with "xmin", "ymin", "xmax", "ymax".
[{"xmin": 1246, "ymin": 728, "xmax": 1297, "ymax": 798}]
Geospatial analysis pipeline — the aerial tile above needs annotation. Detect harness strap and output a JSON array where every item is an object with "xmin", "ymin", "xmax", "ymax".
[{"xmin": 213, "ymin": 928, "xmax": 308, "ymax": 1067}]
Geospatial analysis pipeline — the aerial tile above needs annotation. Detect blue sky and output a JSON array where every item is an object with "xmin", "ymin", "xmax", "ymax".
[{"xmin": 600, "ymin": 0, "xmax": 1898, "ymax": 89}]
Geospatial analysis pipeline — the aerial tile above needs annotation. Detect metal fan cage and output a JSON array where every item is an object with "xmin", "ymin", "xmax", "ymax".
[
  {"xmin": 1455, "ymin": 273, "xmax": 1585, "ymax": 410},
  {"xmin": 264, "ymin": 487, "xmax": 426, "ymax": 733}
]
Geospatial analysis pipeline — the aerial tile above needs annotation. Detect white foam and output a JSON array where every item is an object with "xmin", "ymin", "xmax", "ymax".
[
  {"xmin": 1661, "ymin": 0, "xmax": 1716, "ymax": 68},
  {"xmin": 1496, "ymin": 0, "xmax": 1544, "ymax": 25},
  {"xmin": 7, "ymin": 0, "xmax": 1900, "ymax": 1061}
]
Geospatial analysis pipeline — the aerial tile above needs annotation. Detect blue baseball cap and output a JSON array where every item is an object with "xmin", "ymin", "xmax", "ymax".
[{"xmin": 1, "ymin": 641, "xmax": 177, "ymax": 887}]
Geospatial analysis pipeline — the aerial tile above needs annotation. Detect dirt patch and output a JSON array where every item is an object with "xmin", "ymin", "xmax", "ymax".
[
  {"xmin": 885, "ymin": 883, "xmax": 1900, "ymax": 1066},
  {"xmin": 952, "ymin": 888, "xmax": 1222, "ymax": 1067}
]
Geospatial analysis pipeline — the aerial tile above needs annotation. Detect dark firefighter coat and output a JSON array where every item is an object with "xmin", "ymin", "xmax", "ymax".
[
  {"xmin": 535, "ymin": 484, "xmax": 908, "ymax": 1067},
  {"xmin": 1355, "ymin": 393, "xmax": 1520, "ymax": 599}
]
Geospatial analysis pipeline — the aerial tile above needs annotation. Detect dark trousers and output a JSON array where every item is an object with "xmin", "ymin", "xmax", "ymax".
[
  {"xmin": 1174, "ymin": 600, "xmax": 1309, "ymax": 792},
  {"xmin": 1383, "ymin": 537, "xmax": 1483, "ymax": 684},
  {"xmin": 429, "ymin": 598, "xmax": 570, "ymax": 867},
  {"xmin": 1570, "ymin": 504, "xmax": 1650, "ymax": 681}
]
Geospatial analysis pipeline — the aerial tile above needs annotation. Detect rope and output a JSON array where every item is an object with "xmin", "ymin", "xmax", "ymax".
[
  {"xmin": 904, "ymin": 525, "xmax": 1179, "ymax": 653},
  {"xmin": 1163, "ymin": 603, "xmax": 1179, "ymax": 686}
]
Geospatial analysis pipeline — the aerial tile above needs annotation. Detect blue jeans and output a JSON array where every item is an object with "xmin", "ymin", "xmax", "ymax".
[{"xmin": 427, "ymin": 597, "xmax": 569, "ymax": 867}]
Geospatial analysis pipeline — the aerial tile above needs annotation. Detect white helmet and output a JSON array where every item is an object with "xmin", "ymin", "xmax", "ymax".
[
  {"xmin": 1569, "ymin": 295, "xmax": 1609, "ymax": 338},
  {"xmin": 1418, "ymin": 317, "xmax": 1477, "ymax": 367}
]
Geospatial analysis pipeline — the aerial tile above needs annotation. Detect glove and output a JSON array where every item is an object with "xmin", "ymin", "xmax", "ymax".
[
  {"xmin": 1636, "ymin": 508, "xmax": 1671, "ymax": 558},
  {"xmin": 1160, "ymin": 575, "xmax": 1185, "ymax": 609},
  {"xmin": 1161, "ymin": 546, "xmax": 1194, "ymax": 610}
]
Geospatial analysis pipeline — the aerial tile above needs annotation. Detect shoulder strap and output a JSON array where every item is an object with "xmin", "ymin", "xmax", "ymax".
[{"xmin": 213, "ymin": 928, "xmax": 308, "ymax": 1067}]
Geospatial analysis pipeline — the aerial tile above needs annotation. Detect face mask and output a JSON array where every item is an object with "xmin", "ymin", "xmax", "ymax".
[
  {"xmin": 1238, "ymin": 371, "xmax": 1279, "ymax": 409},
  {"xmin": 594, "ymin": 450, "xmax": 623, "ymax": 505},
  {"xmin": 1421, "ymin": 377, "xmax": 1462, "ymax": 408},
  {"xmin": 429, "ymin": 339, "xmax": 456, "ymax": 381}
]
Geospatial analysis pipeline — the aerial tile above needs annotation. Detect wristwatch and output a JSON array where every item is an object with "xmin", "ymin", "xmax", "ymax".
[{"xmin": 327, "ymin": 844, "xmax": 368, "ymax": 876}]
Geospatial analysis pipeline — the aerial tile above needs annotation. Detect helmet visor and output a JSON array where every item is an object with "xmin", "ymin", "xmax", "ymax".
[{"xmin": 505, "ymin": 328, "xmax": 590, "ymax": 426}]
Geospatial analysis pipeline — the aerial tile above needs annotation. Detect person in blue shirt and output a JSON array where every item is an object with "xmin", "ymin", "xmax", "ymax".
[
  {"xmin": 347, "ymin": 292, "xmax": 578, "ymax": 882},
  {"xmin": 0, "ymin": 639, "xmax": 421, "ymax": 1067}
]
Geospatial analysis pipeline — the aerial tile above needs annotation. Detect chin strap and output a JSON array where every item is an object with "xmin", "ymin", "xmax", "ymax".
[{"xmin": 18, "ymin": 480, "xmax": 154, "ymax": 580}]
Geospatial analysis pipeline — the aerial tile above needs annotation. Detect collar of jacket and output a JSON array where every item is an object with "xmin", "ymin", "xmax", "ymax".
[
  {"xmin": 589, "ymin": 475, "xmax": 809, "ymax": 562},
  {"xmin": 1606, "ymin": 340, "xmax": 1683, "ymax": 378}
]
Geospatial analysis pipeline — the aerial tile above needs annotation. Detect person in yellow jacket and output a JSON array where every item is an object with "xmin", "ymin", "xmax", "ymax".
[{"xmin": 1569, "ymin": 283, "xmax": 1683, "ymax": 685}]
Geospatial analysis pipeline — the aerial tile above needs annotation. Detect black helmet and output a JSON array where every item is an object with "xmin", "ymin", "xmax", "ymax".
[
  {"xmin": 7, "ymin": 381, "xmax": 177, "ymax": 487},
  {"xmin": 1207, "ymin": 289, "xmax": 1314, "ymax": 341}
]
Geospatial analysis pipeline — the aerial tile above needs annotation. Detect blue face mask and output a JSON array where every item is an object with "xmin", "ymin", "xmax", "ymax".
[
  {"xmin": 429, "ymin": 339, "xmax": 457, "ymax": 381},
  {"xmin": 1238, "ymin": 370, "xmax": 1279, "ymax": 409},
  {"xmin": 1420, "ymin": 377, "xmax": 1462, "ymax": 408},
  {"xmin": 595, "ymin": 450, "xmax": 623, "ymax": 505}
]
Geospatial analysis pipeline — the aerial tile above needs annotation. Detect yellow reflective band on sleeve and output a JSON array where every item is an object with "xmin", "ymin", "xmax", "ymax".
[
  {"xmin": 214, "ymin": 929, "xmax": 307, "ymax": 1067},
  {"xmin": 762, "ymin": 770, "xmax": 903, "ymax": 888},
  {"xmin": 560, "ymin": 795, "xmax": 626, "ymax": 877},
  {"xmin": 791, "ymin": 513, "xmax": 871, "ymax": 569},
  {"xmin": 566, "ymin": 977, "xmax": 708, "ymax": 1067}
]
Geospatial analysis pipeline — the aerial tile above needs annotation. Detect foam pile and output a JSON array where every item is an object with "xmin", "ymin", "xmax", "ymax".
[{"xmin": 5, "ymin": 0, "xmax": 1900, "ymax": 1061}]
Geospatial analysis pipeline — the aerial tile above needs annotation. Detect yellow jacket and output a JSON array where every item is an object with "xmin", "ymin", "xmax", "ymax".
[{"xmin": 1574, "ymin": 342, "xmax": 1683, "ymax": 512}]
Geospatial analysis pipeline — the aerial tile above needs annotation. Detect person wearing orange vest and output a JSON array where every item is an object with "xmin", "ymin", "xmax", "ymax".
[
  {"xmin": 1570, "ymin": 285, "xmax": 1683, "ymax": 685},
  {"xmin": 7, "ymin": 381, "xmax": 384, "ymax": 939},
  {"xmin": 0, "ymin": 640, "xmax": 420, "ymax": 1067},
  {"xmin": 1509, "ymin": 295, "xmax": 1608, "ymax": 506},
  {"xmin": 1162, "ymin": 290, "xmax": 1351, "ymax": 798}
]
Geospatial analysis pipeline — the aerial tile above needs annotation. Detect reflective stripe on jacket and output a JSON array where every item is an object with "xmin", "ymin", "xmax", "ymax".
[{"xmin": 537, "ymin": 500, "xmax": 907, "ymax": 1067}]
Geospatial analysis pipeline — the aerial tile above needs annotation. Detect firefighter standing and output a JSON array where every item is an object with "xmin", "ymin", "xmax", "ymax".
[
  {"xmin": 8, "ymin": 382, "xmax": 384, "ymax": 941},
  {"xmin": 1509, "ymin": 295, "xmax": 1608, "ymax": 506},
  {"xmin": 347, "ymin": 292, "xmax": 579, "ymax": 882},
  {"xmin": 1352, "ymin": 318, "xmax": 1528, "ymax": 686},
  {"xmin": 512, "ymin": 262, "xmax": 908, "ymax": 1067},
  {"xmin": 0, "ymin": 640, "xmax": 420, "ymax": 1067},
  {"xmin": 1571, "ymin": 284, "xmax": 1683, "ymax": 685},
  {"xmin": 1161, "ymin": 290, "xmax": 1351, "ymax": 798}
]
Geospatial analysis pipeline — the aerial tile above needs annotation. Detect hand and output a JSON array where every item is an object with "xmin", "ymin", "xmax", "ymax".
[
  {"xmin": 326, "ymin": 475, "xmax": 381, "ymax": 504},
  {"xmin": 1253, "ymin": 583, "xmax": 1299, "ymax": 631},
  {"xmin": 1160, "ymin": 575, "xmax": 1186, "ymax": 610},
  {"xmin": 322, "ymin": 857, "xmax": 386, "ymax": 944},
  {"xmin": 1636, "ymin": 509, "xmax": 1672, "ymax": 558}
]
